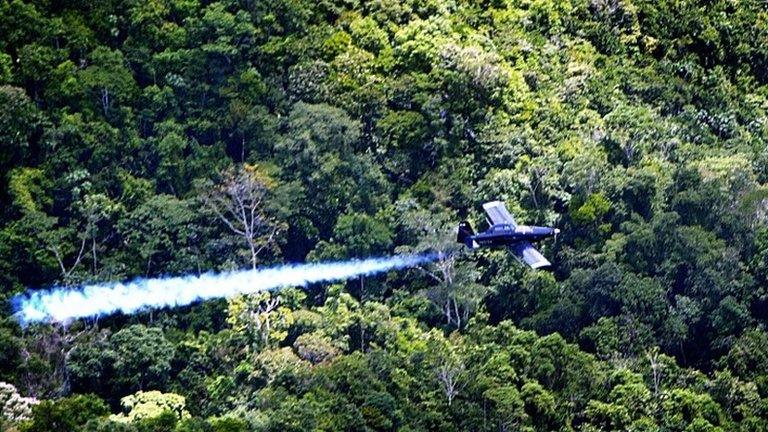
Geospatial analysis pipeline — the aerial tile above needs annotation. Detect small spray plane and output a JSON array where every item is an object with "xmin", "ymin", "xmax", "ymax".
[{"xmin": 457, "ymin": 201, "xmax": 559, "ymax": 269}]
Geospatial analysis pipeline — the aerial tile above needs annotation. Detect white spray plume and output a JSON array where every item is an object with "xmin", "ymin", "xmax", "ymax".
[{"xmin": 12, "ymin": 253, "xmax": 437, "ymax": 326}]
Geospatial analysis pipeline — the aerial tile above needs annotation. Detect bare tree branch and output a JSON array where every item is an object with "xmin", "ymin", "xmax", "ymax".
[{"xmin": 201, "ymin": 165, "xmax": 281, "ymax": 269}]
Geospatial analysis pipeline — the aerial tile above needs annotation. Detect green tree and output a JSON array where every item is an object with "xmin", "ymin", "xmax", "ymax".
[
  {"xmin": 276, "ymin": 102, "xmax": 390, "ymax": 237},
  {"xmin": 661, "ymin": 389, "xmax": 725, "ymax": 432},
  {"xmin": 226, "ymin": 291, "xmax": 295, "ymax": 352},
  {"xmin": 79, "ymin": 48, "xmax": 138, "ymax": 117},
  {"xmin": 309, "ymin": 211, "xmax": 393, "ymax": 260},
  {"xmin": 24, "ymin": 394, "xmax": 108, "ymax": 432},
  {"xmin": 720, "ymin": 329, "xmax": 768, "ymax": 392},
  {"xmin": 0, "ymin": 52, "xmax": 11, "ymax": 83},
  {"xmin": 0, "ymin": 86, "xmax": 45, "ymax": 178},
  {"xmin": 109, "ymin": 325, "xmax": 175, "ymax": 393},
  {"xmin": 308, "ymin": 211, "xmax": 393, "ymax": 299},
  {"xmin": 118, "ymin": 194, "xmax": 200, "ymax": 276},
  {"xmin": 111, "ymin": 390, "xmax": 190, "ymax": 423}
]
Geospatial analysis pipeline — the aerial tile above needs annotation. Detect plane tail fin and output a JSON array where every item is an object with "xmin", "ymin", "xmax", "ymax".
[{"xmin": 457, "ymin": 221, "xmax": 477, "ymax": 248}]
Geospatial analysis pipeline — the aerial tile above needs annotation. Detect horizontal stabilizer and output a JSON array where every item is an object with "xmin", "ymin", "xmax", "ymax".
[{"xmin": 510, "ymin": 241, "xmax": 551, "ymax": 269}]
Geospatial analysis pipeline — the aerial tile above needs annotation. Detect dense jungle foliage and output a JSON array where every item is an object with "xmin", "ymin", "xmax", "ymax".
[{"xmin": 1, "ymin": 0, "xmax": 768, "ymax": 430}]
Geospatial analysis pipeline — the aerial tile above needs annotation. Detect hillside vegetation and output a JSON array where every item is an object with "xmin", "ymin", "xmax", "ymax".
[{"xmin": 1, "ymin": 0, "xmax": 768, "ymax": 430}]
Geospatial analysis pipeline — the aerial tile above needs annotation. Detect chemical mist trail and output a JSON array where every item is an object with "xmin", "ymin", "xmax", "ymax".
[{"xmin": 12, "ymin": 253, "xmax": 437, "ymax": 326}]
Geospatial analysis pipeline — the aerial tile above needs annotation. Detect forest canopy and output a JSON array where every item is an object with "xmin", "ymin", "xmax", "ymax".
[{"xmin": 1, "ymin": 0, "xmax": 768, "ymax": 430}]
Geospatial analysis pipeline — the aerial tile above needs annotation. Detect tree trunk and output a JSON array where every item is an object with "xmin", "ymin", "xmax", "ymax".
[
  {"xmin": 101, "ymin": 88, "xmax": 110, "ymax": 116},
  {"xmin": 248, "ymin": 239, "xmax": 257, "ymax": 270}
]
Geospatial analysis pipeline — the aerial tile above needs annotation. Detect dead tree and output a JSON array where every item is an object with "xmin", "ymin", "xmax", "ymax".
[
  {"xmin": 436, "ymin": 358, "xmax": 466, "ymax": 406},
  {"xmin": 47, "ymin": 235, "xmax": 87, "ymax": 282},
  {"xmin": 201, "ymin": 165, "xmax": 280, "ymax": 269},
  {"xmin": 428, "ymin": 334, "xmax": 467, "ymax": 406},
  {"xmin": 396, "ymin": 199, "xmax": 485, "ymax": 329}
]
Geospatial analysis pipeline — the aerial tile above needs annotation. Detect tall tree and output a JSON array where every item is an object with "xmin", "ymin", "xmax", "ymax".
[
  {"xmin": 396, "ymin": 199, "xmax": 488, "ymax": 329},
  {"xmin": 200, "ymin": 164, "xmax": 282, "ymax": 269}
]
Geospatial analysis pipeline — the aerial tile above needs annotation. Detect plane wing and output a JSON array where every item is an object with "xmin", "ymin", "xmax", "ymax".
[
  {"xmin": 510, "ymin": 241, "xmax": 551, "ymax": 269},
  {"xmin": 482, "ymin": 201, "xmax": 516, "ymax": 226}
]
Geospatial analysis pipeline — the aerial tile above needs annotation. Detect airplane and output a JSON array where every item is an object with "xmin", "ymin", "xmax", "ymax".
[{"xmin": 457, "ymin": 201, "xmax": 559, "ymax": 269}]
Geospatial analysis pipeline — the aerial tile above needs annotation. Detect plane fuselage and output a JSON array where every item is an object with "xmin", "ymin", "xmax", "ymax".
[{"xmin": 470, "ymin": 224, "xmax": 559, "ymax": 248}]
